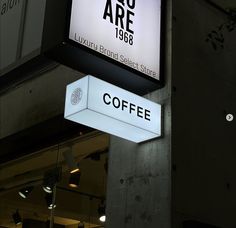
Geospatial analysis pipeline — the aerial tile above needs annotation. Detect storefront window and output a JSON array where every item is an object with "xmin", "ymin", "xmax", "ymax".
[{"xmin": 0, "ymin": 132, "xmax": 109, "ymax": 228}]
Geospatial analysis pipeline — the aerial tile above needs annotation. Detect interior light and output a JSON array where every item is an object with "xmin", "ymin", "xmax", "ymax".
[
  {"xmin": 98, "ymin": 202, "xmax": 106, "ymax": 223},
  {"xmin": 63, "ymin": 150, "xmax": 79, "ymax": 173},
  {"xmin": 12, "ymin": 210, "xmax": 22, "ymax": 225},
  {"xmin": 18, "ymin": 186, "xmax": 34, "ymax": 199},
  {"xmin": 99, "ymin": 215, "xmax": 106, "ymax": 222},
  {"xmin": 48, "ymin": 204, "xmax": 56, "ymax": 210},
  {"xmin": 43, "ymin": 186, "xmax": 53, "ymax": 194},
  {"xmin": 69, "ymin": 169, "xmax": 81, "ymax": 188},
  {"xmin": 43, "ymin": 167, "xmax": 61, "ymax": 193},
  {"xmin": 70, "ymin": 168, "xmax": 80, "ymax": 174},
  {"xmin": 45, "ymin": 193, "xmax": 56, "ymax": 210}
]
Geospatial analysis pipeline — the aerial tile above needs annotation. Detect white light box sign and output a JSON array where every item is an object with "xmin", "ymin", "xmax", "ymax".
[
  {"xmin": 69, "ymin": 0, "xmax": 161, "ymax": 81},
  {"xmin": 64, "ymin": 76, "xmax": 162, "ymax": 143}
]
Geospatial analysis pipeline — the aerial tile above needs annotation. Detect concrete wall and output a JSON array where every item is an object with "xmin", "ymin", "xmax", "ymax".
[
  {"xmin": 105, "ymin": 0, "xmax": 172, "ymax": 227},
  {"xmin": 172, "ymin": 0, "xmax": 236, "ymax": 227},
  {"xmin": 105, "ymin": 90, "xmax": 171, "ymax": 228},
  {"xmin": 0, "ymin": 65, "xmax": 84, "ymax": 138}
]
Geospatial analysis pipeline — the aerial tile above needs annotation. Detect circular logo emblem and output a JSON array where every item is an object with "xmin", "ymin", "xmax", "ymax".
[
  {"xmin": 226, "ymin": 113, "xmax": 234, "ymax": 122},
  {"xmin": 71, "ymin": 88, "xmax": 83, "ymax": 105}
]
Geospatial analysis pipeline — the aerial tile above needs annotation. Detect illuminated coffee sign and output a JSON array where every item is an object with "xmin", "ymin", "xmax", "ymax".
[
  {"xmin": 69, "ymin": 0, "xmax": 162, "ymax": 81},
  {"xmin": 64, "ymin": 75, "xmax": 162, "ymax": 143}
]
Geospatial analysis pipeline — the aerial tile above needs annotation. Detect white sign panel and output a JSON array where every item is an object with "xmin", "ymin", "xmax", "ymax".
[
  {"xmin": 69, "ymin": 0, "xmax": 161, "ymax": 81},
  {"xmin": 64, "ymin": 76, "xmax": 162, "ymax": 143}
]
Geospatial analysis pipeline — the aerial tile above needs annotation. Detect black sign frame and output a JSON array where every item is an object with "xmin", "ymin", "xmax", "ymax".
[{"xmin": 44, "ymin": 0, "xmax": 166, "ymax": 95}]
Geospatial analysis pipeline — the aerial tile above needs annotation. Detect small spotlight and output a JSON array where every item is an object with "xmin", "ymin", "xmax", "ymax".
[
  {"xmin": 18, "ymin": 186, "xmax": 34, "ymax": 199},
  {"xmin": 98, "ymin": 202, "xmax": 106, "ymax": 223},
  {"xmin": 45, "ymin": 193, "xmax": 56, "ymax": 210},
  {"xmin": 70, "ymin": 168, "xmax": 80, "ymax": 174},
  {"xmin": 43, "ymin": 167, "xmax": 61, "ymax": 193},
  {"xmin": 69, "ymin": 169, "xmax": 81, "ymax": 188},
  {"xmin": 12, "ymin": 210, "xmax": 22, "ymax": 225},
  {"xmin": 99, "ymin": 215, "xmax": 106, "ymax": 222},
  {"xmin": 43, "ymin": 186, "xmax": 53, "ymax": 193},
  {"xmin": 63, "ymin": 150, "xmax": 79, "ymax": 173}
]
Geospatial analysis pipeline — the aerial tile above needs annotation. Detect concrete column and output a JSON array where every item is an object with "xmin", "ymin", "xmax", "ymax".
[{"xmin": 105, "ymin": 0, "xmax": 172, "ymax": 227}]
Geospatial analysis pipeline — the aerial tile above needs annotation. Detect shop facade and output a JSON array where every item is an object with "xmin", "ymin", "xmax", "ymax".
[{"xmin": 1, "ymin": 0, "xmax": 236, "ymax": 227}]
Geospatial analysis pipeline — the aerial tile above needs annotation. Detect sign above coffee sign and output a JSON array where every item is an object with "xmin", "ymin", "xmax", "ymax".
[
  {"xmin": 68, "ymin": 0, "xmax": 162, "ymax": 83},
  {"xmin": 64, "ymin": 75, "xmax": 162, "ymax": 143}
]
